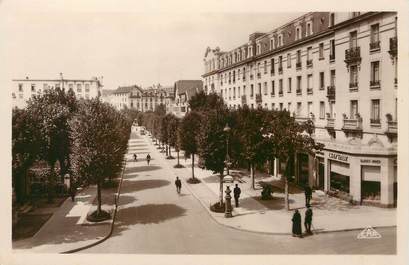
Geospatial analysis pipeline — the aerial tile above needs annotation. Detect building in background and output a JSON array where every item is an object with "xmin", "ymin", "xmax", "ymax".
[
  {"xmin": 12, "ymin": 73, "xmax": 103, "ymax": 109},
  {"xmin": 202, "ymin": 12, "xmax": 397, "ymax": 207},
  {"xmin": 172, "ymin": 80, "xmax": 203, "ymax": 117},
  {"xmin": 111, "ymin": 85, "xmax": 143, "ymax": 110}
]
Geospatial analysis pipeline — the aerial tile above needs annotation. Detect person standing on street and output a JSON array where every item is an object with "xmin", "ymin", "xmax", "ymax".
[
  {"xmin": 146, "ymin": 154, "xmax": 151, "ymax": 165},
  {"xmin": 304, "ymin": 185, "xmax": 312, "ymax": 207},
  {"xmin": 175, "ymin": 177, "xmax": 182, "ymax": 194},
  {"xmin": 70, "ymin": 181, "xmax": 77, "ymax": 202},
  {"xmin": 233, "ymin": 184, "xmax": 241, "ymax": 207},
  {"xmin": 133, "ymin": 153, "xmax": 137, "ymax": 162},
  {"xmin": 292, "ymin": 209, "xmax": 303, "ymax": 238},
  {"xmin": 304, "ymin": 206, "xmax": 313, "ymax": 234}
]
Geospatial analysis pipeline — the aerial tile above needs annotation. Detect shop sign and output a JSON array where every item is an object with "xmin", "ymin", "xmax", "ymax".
[
  {"xmin": 328, "ymin": 152, "xmax": 348, "ymax": 162},
  {"xmin": 360, "ymin": 159, "xmax": 381, "ymax": 165}
]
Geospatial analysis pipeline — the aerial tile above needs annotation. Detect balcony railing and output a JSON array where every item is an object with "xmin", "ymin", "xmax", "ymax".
[
  {"xmin": 385, "ymin": 113, "xmax": 397, "ymax": 138},
  {"xmin": 296, "ymin": 62, "xmax": 301, "ymax": 70},
  {"xmin": 250, "ymin": 74, "xmax": 254, "ymax": 80},
  {"xmin": 389, "ymin": 37, "xmax": 397, "ymax": 57},
  {"xmin": 370, "ymin": 118, "xmax": 381, "ymax": 125},
  {"xmin": 241, "ymin": 95, "xmax": 247, "ymax": 104},
  {"xmin": 257, "ymin": 73, "xmax": 261, "ymax": 79},
  {"xmin": 370, "ymin": 80, "xmax": 380, "ymax": 88},
  {"xmin": 329, "ymin": 53, "xmax": 335, "ymax": 62},
  {"xmin": 278, "ymin": 90, "xmax": 283, "ymax": 97},
  {"xmin": 255, "ymin": 94, "xmax": 262, "ymax": 103},
  {"xmin": 349, "ymin": 82, "xmax": 358, "ymax": 90},
  {"xmin": 278, "ymin": 66, "xmax": 283, "ymax": 74},
  {"xmin": 326, "ymin": 116, "xmax": 335, "ymax": 128},
  {"xmin": 270, "ymin": 70, "xmax": 275, "ymax": 76},
  {"xmin": 369, "ymin": 41, "xmax": 380, "ymax": 51},
  {"xmin": 327, "ymin": 85, "xmax": 335, "ymax": 100},
  {"xmin": 344, "ymin": 47, "xmax": 361, "ymax": 65},
  {"xmin": 295, "ymin": 113, "xmax": 315, "ymax": 124},
  {"xmin": 307, "ymin": 88, "xmax": 313, "ymax": 94},
  {"xmin": 296, "ymin": 89, "xmax": 302, "ymax": 95},
  {"xmin": 306, "ymin": 59, "xmax": 313, "ymax": 68},
  {"xmin": 342, "ymin": 113, "xmax": 362, "ymax": 132},
  {"xmin": 243, "ymin": 76, "xmax": 246, "ymax": 81}
]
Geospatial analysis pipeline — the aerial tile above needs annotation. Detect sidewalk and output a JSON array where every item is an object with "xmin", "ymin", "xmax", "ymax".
[{"xmin": 155, "ymin": 141, "xmax": 396, "ymax": 235}]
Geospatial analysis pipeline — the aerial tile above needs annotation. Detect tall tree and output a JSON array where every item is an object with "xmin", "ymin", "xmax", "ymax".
[
  {"xmin": 167, "ymin": 114, "xmax": 179, "ymax": 159},
  {"xmin": 179, "ymin": 111, "xmax": 202, "ymax": 181},
  {"xmin": 232, "ymin": 106, "xmax": 270, "ymax": 189},
  {"xmin": 70, "ymin": 99, "xmax": 130, "ymax": 219},
  {"xmin": 189, "ymin": 91, "xmax": 225, "ymax": 112},
  {"xmin": 197, "ymin": 109, "xmax": 229, "ymax": 205},
  {"xmin": 262, "ymin": 110, "xmax": 323, "ymax": 210}
]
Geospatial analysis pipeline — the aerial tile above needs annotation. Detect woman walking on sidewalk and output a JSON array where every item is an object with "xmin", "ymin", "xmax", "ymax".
[
  {"xmin": 292, "ymin": 209, "xmax": 303, "ymax": 238},
  {"xmin": 175, "ymin": 177, "xmax": 182, "ymax": 194},
  {"xmin": 146, "ymin": 154, "xmax": 151, "ymax": 165}
]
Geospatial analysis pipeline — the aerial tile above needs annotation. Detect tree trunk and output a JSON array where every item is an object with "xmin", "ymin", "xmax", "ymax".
[
  {"xmin": 219, "ymin": 173, "xmax": 224, "ymax": 205},
  {"xmin": 47, "ymin": 164, "xmax": 55, "ymax": 203},
  {"xmin": 191, "ymin": 153, "xmax": 195, "ymax": 179},
  {"xmin": 285, "ymin": 177, "xmax": 289, "ymax": 211},
  {"xmin": 97, "ymin": 181, "xmax": 102, "ymax": 215},
  {"xmin": 250, "ymin": 163, "xmax": 255, "ymax": 189},
  {"xmin": 177, "ymin": 150, "xmax": 180, "ymax": 166},
  {"xmin": 169, "ymin": 146, "xmax": 172, "ymax": 157}
]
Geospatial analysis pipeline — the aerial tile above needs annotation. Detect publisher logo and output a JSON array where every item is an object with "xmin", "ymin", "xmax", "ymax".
[{"xmin": 357, "ymin": 226, "xmax": 382, "ymax": 239}]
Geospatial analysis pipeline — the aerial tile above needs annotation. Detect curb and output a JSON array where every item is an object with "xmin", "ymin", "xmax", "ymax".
[
  {"xmin": 161, "ymin": 146, "xmax": 397, "ymax": 237},
  {"xmin": 61, "ymin": 147, "xmax": 129, "ymax": 254}
]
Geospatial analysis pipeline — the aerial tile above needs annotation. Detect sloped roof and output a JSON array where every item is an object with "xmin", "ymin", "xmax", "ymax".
[
  {"xmin": 174, "ymin": 80, "xmax": 203, "ymax": 98},
  {"xmin": 113, "ymin": 85, "xmax": 142, "ymax": 95},
  {"xmin": 101, "ymin": 89, "xmax": 115, "ymax": 96}
]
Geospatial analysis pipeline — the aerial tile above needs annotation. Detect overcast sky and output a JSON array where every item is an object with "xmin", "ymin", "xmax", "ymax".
[{"xmin": 0, "ymin": 5, "xmax": 302, "ymax": 90}]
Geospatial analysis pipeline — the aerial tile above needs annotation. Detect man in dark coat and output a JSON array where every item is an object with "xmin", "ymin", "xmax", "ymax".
[
  {"xmin": 304, "ymin": 185, "xmax": 312, "ymax": 207},
  {"xmin": 175, "ymin": 177, "xmax": 182, "ymax": 193},
  {"xmin": 292, "ymin": 209, "xmax": 302, "ymax": 237},
  {"xmin": 70, "ymin": 181, "xmax": 76, "ymax": 202},
  {"xmin": 146, "ymin": 154, "xmax": 151, "ymax": 165},
  {"xmin": 304, "ymin": 206, "xmax": 313, "ymax": 234},
  {"xmin": 133, "ymin": 153, "xmax": 137, "ymax": 162},
  {"xmin": 233, "ymin": 184, "xmax": 241, "ymax": 207}
]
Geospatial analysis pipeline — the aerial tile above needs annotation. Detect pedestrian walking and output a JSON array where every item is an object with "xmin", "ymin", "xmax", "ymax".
[
  {"xmin": 70, "ymin": 181, "xmax": 76, "ymax": 202},
  {"xmin": 304, "ymin": 185, "xmax": 312, "ymax": 207},
  {"xmin": 175, "ymin": 177, "xmax": 182, "ymax": 194},
  {"xmin": 233, "ymin": 184, "xmax": 241, "ymax": 207},
  {"xmin": 304, "ymin": 206, "xmax": 313, "ymax": 234},
  {"xmin": 146, "ymin": 154, "xmax": 151, "ymax": 165},
  {"xmin": 292, "ymin": 209, "xmax": 303, "ymax": 238},
  {"xmin": 133, "ymin": 153, "xmax": 137, "ymax": 162}
]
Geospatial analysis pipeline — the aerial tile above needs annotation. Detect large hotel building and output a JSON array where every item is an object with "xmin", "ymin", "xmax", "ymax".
[{"xmin": 202, "ymin": 12, "xmax": 398, "ymax": 207}]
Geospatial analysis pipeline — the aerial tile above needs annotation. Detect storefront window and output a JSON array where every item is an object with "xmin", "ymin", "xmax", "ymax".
[
  {"xmin": 362, "ymin": 181, "xmax": 380, "ymax": 201},
  {"xmin": 330, "ymin": 172, "xmax": 350, "ymax": 193}
]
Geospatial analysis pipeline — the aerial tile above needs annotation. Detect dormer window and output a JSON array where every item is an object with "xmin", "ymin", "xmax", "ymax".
[
  {"xmin": 278, "ymin": 35, "xmax": 283, "ymax": 47},
  {"xmin": 296, "ymin": 26, "xmax": 302, "ymax": 40},
  {"xmin": 270, "ymin": 38, "xmax": 275, "ymax": 50},
  {"xmin": 306, "ymin": 22, "xmax": 313, "ymax": 36},
  {"xmin": 257, "ymin": 44, "xmax": 261, "ymax": 55}
]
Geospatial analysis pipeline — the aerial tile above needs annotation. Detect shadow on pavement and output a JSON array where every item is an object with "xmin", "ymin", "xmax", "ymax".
[
  {"xmin": 124, "ymin": 165, "xmax": 161, "ymax": 175},
  {"xmin": 117, "ymin": 195, "xmax": 138, "ymax": 207},
  {"xmin": 120, "ymin": 179, "xmax": 170, "ymax": 194},
  {"xmin": 239, "ymin": 196, "xmax": 291, "ymax": 211},
  {"xmin": 202, "ymin": 174, "xmax": 222, "ymax": 184},
  {"xmin": 112, "ymin": 204, "xmax": 187, "ymax": 237}
]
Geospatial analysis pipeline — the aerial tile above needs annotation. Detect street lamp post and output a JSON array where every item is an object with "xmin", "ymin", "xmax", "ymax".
[{"xmin": 223, "ymin": 123, "xmax": 231, "ymax": 175}]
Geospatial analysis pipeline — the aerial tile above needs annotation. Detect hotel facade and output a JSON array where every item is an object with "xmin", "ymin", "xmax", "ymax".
[
  {"xmin": 202, "ymin": 12, "xmax": 398, "ymax": 207},
  {"xmin": 12, "ymin": 73, "xmax": 103, "ymax": 109}
]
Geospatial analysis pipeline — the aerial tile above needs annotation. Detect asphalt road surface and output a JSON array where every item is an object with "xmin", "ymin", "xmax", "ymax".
[{"xmin": 82, "ymin": 132, "xmax": 396, "ymax": 254}]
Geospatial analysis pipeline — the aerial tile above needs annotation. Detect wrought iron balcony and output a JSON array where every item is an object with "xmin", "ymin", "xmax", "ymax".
[
  {"xmin": 349, "ymin": 82, "xmax": 358, "ymax": 89},
  {"xmin": 389, "ymin": 37, "xmax": 397, "ymax": 57},
  {"xmin": 255, "ymin": 94, "xmax": 262, "ymax": 103},
  {"xmin": 278, "ymin": 66, "xmax": 283, "ymax": 74},
  {"xmin": 295, "ymin": 113, "xmax": 315, "ymax": 124},
  {"xmin": 270, "ymin": 70, "xmax": 275, "ymax": 76},
  {"xmin": 342, "ymin": 113, "xmax": 362, "ymax": 133},
  {"xmin": 296, "ymin": 61, "xmax": 302, "ymax": 70},
  {"xmin": 306, "ymin": 59, "xmax": 313, "ymax": 68},
  {"xmin": 241, "ymin": 95, "xmax": 247, "ymax": 104},
  {"xmin": 257, "ymin": 72, "xmax": 261, "ymax": 79},
  {"xmin": 296, "ymin": 89, "xmax": 302, "ymax": 95},
  {"xmin": 327, "ymin": 85, "xmax": 335, "ymax": 100},
  {"xmin": 370, "ymin": 118, "xmax": 381, "ymax": 125},
  {"xmin": 326, "ymin": 116, "xmax": 335, "ymax": 128},
  {"xmin": 369, "ymin": 41, "xmax": 380, "ymax": 51},
  {"xmin": 344, "ymin": 47, "xmax": 361, "ymax": 65},
  {"xmin": 278, "ymin": 90, "xmax": 283, "ymax": 97},
  {"xmin": 385, "ymin": 113, "xmax": 397, "ymax": 139},
  {"xmin": 370, "ymin": 80, "xmax": 380, "ymax": 88},
  {"xmin": 307, "ymin": 88, "xmax": 313, "ymax": 94},
  {"xmin": 329, "ymin": 53, "xmax": 335, "ymax": 62}
]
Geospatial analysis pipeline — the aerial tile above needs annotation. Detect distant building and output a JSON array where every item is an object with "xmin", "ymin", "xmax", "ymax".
[
  {"xmin": 172, "ymin": 80, "xmax": 203, "ymax": 117},
  {"xmin": 12, "ymin": 73, "xmax": 103, "ymax": 109},
  {"xmin": 111, "ymin": 85, "xmax": 143, "ymax": 110},
  {"xmin": 100, "ymin": 89, "xmax": 115, "ymax": 105}
]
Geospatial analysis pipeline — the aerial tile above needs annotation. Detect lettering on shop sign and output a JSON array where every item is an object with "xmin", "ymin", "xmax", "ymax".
[
  {"xmin": 328, "ymin": 152, "xmax": 348, "ymax": 162},
  {"xmin": 360, "ymin": 159, "xmax": 381, "ymax": 165}
]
